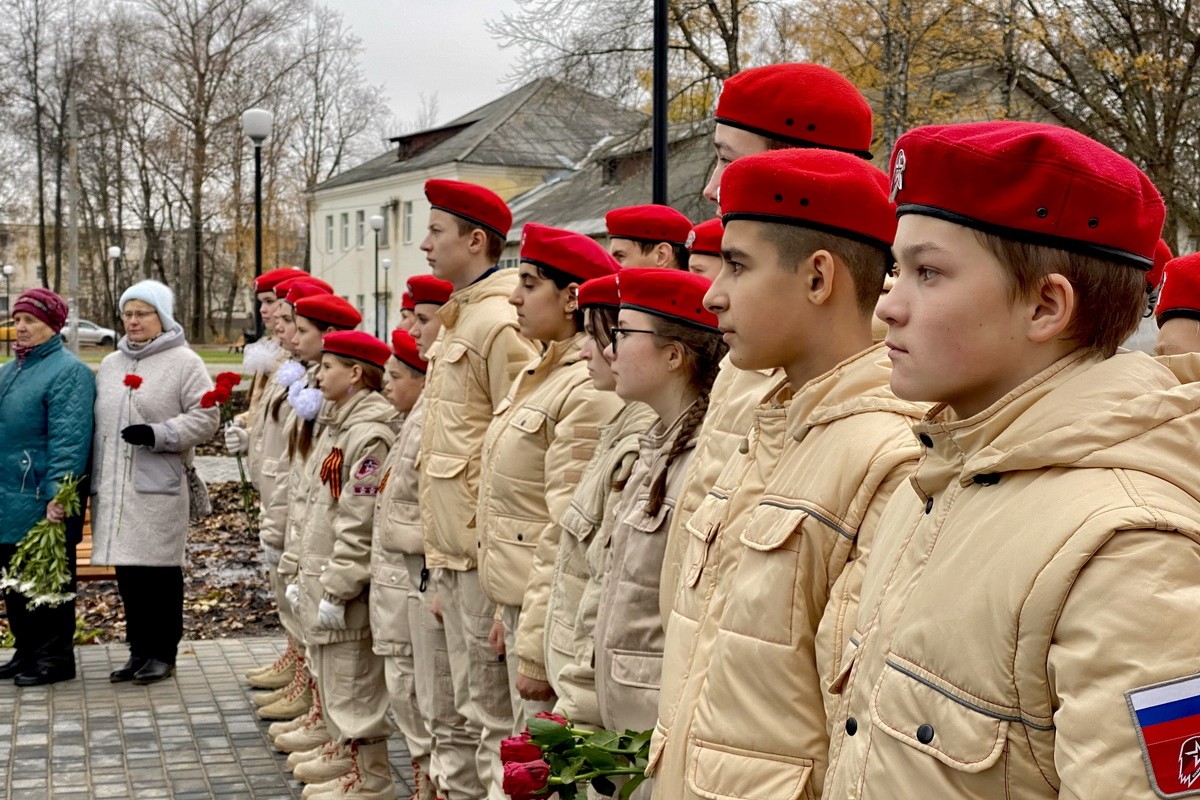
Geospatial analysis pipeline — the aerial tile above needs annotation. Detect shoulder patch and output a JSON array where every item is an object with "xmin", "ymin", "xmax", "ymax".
[
  {"xmin": 354, "ymin": 457, "xmax": 381, "ymax": 480},
  {"xmin": 1127, "ymin": 674, "xmax": 1200, "ymax": 797}
]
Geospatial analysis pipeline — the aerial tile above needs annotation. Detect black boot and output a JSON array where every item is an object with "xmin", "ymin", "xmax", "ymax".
[
  {"xmin": 14, "ymin": 659, "xmax": 76, "ymax": 687},
  {"xmin": 0, "ymin": 654, "xmax": 29, "ymax": 679},
  {"xmin": 110, "ymin": 656, "xmax": 149, "ymax": 683},
  {"xmin": 132, "ymin": 658, "xmax": 175, "ymax": 685}
]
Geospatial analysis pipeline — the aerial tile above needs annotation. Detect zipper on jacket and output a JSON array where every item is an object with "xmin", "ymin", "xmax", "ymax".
[
  {"xmin": 20, "ymin": 449, "xmax": 33, "ymax": 494},
  {"xmin": 759, "ymin": 498, "xmax": 854, "ymax": 540}
]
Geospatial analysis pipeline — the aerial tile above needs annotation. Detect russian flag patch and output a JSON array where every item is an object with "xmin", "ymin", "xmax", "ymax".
[{"xmin": 1127, "ymin": 674, "xmax": 1200, "ymax": 798}]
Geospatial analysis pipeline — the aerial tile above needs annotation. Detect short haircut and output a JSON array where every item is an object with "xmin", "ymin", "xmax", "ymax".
[
  {"xmin": 634, "ymin": 240, "xmax": 691, "ymax": 271},
  {"xmin": 756, "ymin": 223, "xmax": 890, "ymax": 314},
  {"xmin": 973, "ymin": 232, "xmax": 1145, "ymax": 357},
  {"xmin": 451, "ymin": 215, "xmax": 506, "ymax": 262}
]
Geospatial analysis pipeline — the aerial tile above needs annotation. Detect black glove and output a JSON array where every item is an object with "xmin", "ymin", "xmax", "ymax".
[{"xmin": 121, "ymin": 424, "xmax": 155, "ymax": 447}]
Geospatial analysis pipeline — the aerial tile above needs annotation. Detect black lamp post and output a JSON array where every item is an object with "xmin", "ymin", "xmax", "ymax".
[
  {"xmin": 2, "ymin": 264, "xmax": 13, "ymax": 357},
  {"xmin": 108, "ymin": 246, "xmax": 121, "ymax": 332},
  {"xmin": 381, "ymin": 257, "xmax": 391, "ymax": 334},
  {"xmin": 242, "ymin": 108, "xmax": 273, "ymax": 340},
  {"xmin": 370, "ymin": 214, "xmax": 384, "ymax": 338}
]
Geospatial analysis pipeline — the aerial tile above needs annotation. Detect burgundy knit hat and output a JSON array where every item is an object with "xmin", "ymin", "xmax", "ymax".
[{"xmin": 13, "ymin": 288, "xmax": 69, "ymax": 333}]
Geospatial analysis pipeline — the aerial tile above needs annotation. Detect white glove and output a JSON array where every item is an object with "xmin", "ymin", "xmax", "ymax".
[
  {"xmin": 284, "ymin": 583, "xmax": 301, "ymax": 610},
  {"xmin": 317, "ymin": 598, "xmax": 347, "ymax": 630},
  {"xmin": 224, "ymin": 422, "xmax": 249, "ymax": 455},
  {"xmin": 260, "ymin": 544, "xmax": 282, "ymax": 568}
]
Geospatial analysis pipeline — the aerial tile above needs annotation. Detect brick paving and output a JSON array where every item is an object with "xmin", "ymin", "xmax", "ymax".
[{"xmin": 0, "ymin": 638, "xmax": 415, "ymax": 799}]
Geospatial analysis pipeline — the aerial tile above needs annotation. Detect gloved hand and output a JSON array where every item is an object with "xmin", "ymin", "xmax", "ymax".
[
  {"xmin": 121, "ymin": 424, "xmax": 155, "ymax": 447},
  {"xmin": 224, "ymin": 422, "xmax": 249, "ymax": 455},
  {"xmin": 260, "ymin": 543, "xmax": 282, "ymax": 569},
  {"xmin": 285, "ymin": 582, "xmax": 301, "ymax": 610},
  {"xmin": 317, "ymin": 598, "xmax": 347, "ymax": 630}
]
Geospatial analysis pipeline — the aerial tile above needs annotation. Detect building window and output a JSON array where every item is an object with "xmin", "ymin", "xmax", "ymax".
[
  {"xmin": 500, "ymin": 257, "xmax": 520, "ymax": 270},
  {"xmin": 341, "ymin": 213, "xmax": 350, "ymax": 249},
  {"xmin": 402, "ymin": 201, "xmax": 414, "ymax": 244},
  {"xmin": 378, "ymin": 206, "xmax": 390, "ymax": 247},
  {"xmin": 356, "ymin": 295, "xmax": 365, "ymax": 317},
  {"xmin": 325, "ymin": 215, "xmax": 334, "ymax": 252},
  {"xmin": 356, "ymin": 210, "xmax": 366, "ymax": 248}
]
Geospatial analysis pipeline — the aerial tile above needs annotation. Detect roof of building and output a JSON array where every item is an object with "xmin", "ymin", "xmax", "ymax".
[{"xmin": 313, "ymin": 77, "xmax": 648, "ymax": 193}]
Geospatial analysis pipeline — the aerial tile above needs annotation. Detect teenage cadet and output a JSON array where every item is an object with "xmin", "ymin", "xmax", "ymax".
[
  {"xmin": 649, "ymin": 150, "xmax": 924, "ymax": 799},
  {"xmin": 1155, "ymin": 252, "xmax": 1200, "ymax": 357},
  {"xmin": 370, "ymin": 329, "xmax": 436, "ymax": 800},
  {"xmin": 593, "ymin": 269, "xmax": 726, "ymax": 762},
  {"xmin": 660, "ymin": 63, "xmax": 877, "ymax": 624},
  {"xmin": 399, "ymin": 292, "xmax": 416, "ymax": 332},
  {"xmin": 823, "ymin": 121, "xmax": 1200, "ymax": 799},
  {"xmin": 291, "ymin": 330, "xmax": 397, "ymax": 800},
  {"xmin": 606, "ymin": 204, "xmax": 693, "ymax": 270},
  {"xmin": 476, "ymin": 224, "xmax": 624, "ymax": 751},
  {"xmin": 417, "ymin": 179, "xmax": 538, "ymax": 798},
  {"xmin": 545, "ymin": 274, "xmax": 657, "ymax": 726},
  {"xmin": 685, "ymin": 219, "xmax": 723, "ymax": 278}
]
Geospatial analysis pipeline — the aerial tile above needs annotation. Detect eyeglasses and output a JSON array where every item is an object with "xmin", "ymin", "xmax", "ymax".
[
  {"xmin": 122, "ymin": 310, "xmax": 157, "ymax": 320},
  {"xmin": 609, "ymin": 326, "xmax": 675, "ymax": 354}
]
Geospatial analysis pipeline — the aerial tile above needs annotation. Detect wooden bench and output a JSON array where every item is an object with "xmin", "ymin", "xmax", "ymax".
[
  {"xmin": 77, "ymin": 511, "xmax": 116, "ymax": 582},
  {"xmin": 227, "ymin": 334, "xmax": 246, "ymax": 354}
]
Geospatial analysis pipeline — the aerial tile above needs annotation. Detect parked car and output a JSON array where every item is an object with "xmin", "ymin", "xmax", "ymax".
[
  {"xmin": 61, "ymin": 319, "xmax": 117, "ymax": 346},
  {"xmin": 0, "ymin": 318, "xmax": 12, "ymax": 341}
]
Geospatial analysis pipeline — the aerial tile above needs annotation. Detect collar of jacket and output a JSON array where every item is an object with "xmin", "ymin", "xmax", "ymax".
[
  {"xmin": 641, "ymin": 397, "xmax": 699, "ymax": 452},
  {"xmin": 23, "ymin": 334, "xmax": 64, "ymax": 363},
  {"xmin": 318, "ymin": 387, "xmax": 396, "ymax": 431},
  {"xmin": 118, "ymin": 324, "xmax": 186, "ymax": 360},
  {"xmin": 437, "ymin": 268, "xmax": 512, "ymax": 329},
  {"xmin": 527, "ymin": 332, "xmax": 585, "ymax": 375},
  {"xmin": 787, "ymin": 342, "xmax": 926, "ymax": 443}
]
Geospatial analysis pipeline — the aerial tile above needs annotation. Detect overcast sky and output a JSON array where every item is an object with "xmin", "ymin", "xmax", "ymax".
[{"xmin": 335, "ymin": 0, "xmax": 524, "ymax": 132}]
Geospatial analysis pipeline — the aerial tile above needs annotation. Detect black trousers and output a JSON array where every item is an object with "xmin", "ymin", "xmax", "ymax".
[
  {"xmin": 115, "ymin": 565, "xmax": 184, "ymax": 664},
  {"xmin": 0, "ymin": 541, "xmax": 78, "ymax": 669}
]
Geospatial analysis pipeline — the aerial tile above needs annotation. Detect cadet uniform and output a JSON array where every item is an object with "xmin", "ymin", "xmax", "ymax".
[{"xmin": 823, "ymin": 122, "xmax": 1200, "ymax": 800}]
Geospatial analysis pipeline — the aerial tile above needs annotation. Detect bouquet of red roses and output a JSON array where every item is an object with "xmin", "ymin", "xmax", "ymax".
[
  {"xmin": 201, "ymin": 372, "xmax": 257, "ymax": 527},
  {"xmin": 502, "ymin": 712, "xmax": 651, "ymax": 800}
]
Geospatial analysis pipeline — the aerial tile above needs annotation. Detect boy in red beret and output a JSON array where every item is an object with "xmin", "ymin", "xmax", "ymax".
[
  {"xmin": 1154, "ymin": 252, "xmax": 1200, "ymax": 357},
  {"xmin": 650, "ymin": 149, "xmax": 924, "ymax": 799},
  {"xmin": 684, "ymin": 219, "xmax": 723, "ymax": 279},
  {"xmin": 605, "ymin": 204, "xmax": 693, "ymax": 270},
  {"xmin": 824, "ymin": 121, "xmax": 1200, "ymax": 800},
  {"xmin": 417, "ymin": 179, "xmax": 537, "ymax": 799}
]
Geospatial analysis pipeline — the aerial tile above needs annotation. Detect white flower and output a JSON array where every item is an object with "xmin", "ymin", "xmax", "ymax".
[
  {"xmin": 275, "ymin": 359, "xmax": 307, "ymax": 388},
  {"xmin": 242, "ymin": 338, "xmax": 283, "ymax": 374},
  {"xmin": 289, "ymin": 386, "xmax": 324, "ymax": 421}
]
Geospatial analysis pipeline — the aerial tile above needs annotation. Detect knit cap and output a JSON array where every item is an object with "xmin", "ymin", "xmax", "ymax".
[{"xmin": 120, "ymin": 280, "xmax": 178, "ymax": 331}]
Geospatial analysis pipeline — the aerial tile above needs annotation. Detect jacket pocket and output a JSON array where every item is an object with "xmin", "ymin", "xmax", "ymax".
[
  {"xmin": 423, "ymin": 452, "xmax": 469, "ymax": 481},
  {"xmin": 433, "ymin": 341, "xmax": 470, "ymax": 403},
  {"xmin": 380, "ymin": 497, "xmax": 422, "ymax": 554},
  {"xmin": 686, "ymin": 738, "xmax": 813, "ymax": 800},
  {"xmin": 869, "ymin": 654, "xmax": 1010, "ymax": 773},
  {"xmin": 609, "ymin": 648, "xmax": 663, "ymax": 690},
  {"xmin": 828, "ymin": 632, "xmax": 861, "ymax": 697},
  {"xmin": 133, "ymin": 449, "xmax": 183, "ymax": 495},
  {"xmin": 680, "ymin": 491, "xmax": 726, "ymax": 595},
  {"xmin": 617, "ymin": 497, "xmax": 672, "ymax": 587}
]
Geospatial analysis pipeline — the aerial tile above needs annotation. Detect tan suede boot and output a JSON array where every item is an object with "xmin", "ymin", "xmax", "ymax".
[
  {"xmin": 287, "ymin": 742, "xmax": 325, "ymax": 771},
  {"xmin": 306, "ymin": 740, "xmax": 397, "ymax": 800},
  {"xmin": 246, "ymin": 638, "xmax": 297, "ymax": 687},
  {"xmin": 413, "ymin": 758, "xmax": 436, "ymax": 800},
  {"xmin": 293, "ymin": 740, "xmax": 353, "ymax": 784},
  {"xmin": 258, "ymin": 667, "xmax": 313, "ymax": 720},
  {"xmin": 274, "ymin": 711, "xmax": 330, "ymax": 755},
  {"xmin": 270, "ymin": 678, "xmax": 322, "ymax": 740}
]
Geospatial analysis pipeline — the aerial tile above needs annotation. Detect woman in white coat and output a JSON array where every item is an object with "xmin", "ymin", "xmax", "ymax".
[{"xmin": 90, "ymin": 281, "xmax": 219, "ymax": 684}]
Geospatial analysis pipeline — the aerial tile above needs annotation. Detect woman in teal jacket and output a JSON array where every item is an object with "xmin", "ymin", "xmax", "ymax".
[{"xmin": 0, "ymin": 288, "xmax": 95, "ymax": 687}]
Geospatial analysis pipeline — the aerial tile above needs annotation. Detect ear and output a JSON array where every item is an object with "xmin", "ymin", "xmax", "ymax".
[
  {"xmin": 1027, "ymin": 273, "xmax": 1075, "ymax": 344},
  {"xmin": 803, "ymin": 249, "xmax": 837, "ymax": 307},
  {"xmin": 350, "ymin": 362, "xmax": 365, "ymax": 385},
  {"xmin": 467, "ymin": 228, "xmax": 488, "ymax": 255},
  {"xmin": 655, "ymin": 242, "xmax": 674, "ymax": 268},
  {"xmin": 664, "ymin": 339, "xmax": 686, "ymax": 372},
  {"xmin": 564, "ymin": 282, "xmax": 580, "ymax": 313}
]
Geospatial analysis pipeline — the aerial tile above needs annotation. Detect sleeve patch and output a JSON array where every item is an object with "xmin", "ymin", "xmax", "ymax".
[
  {"xmin": 352, "ymin": 483, "xmax": 379, "ymax": 497},
  {"xmin": 354, "ymin": 456, "xmax": 382, "ymax": 480},
  {"xmin": 1127, "ymin": 674, "xmax": 1200, "ymax": 797}
]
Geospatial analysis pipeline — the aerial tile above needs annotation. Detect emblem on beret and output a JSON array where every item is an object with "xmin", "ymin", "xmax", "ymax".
[
  {"xmin": 686, "ymin": 230, "xmax": 696, "ymax": 248},
  {"xmin": 890, "ymin": 150, "xmax": 906, "ymax": 203}
]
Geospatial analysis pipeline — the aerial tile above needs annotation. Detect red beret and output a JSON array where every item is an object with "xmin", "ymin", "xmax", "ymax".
[
  {"xmin": 720, "ymin": 149, "xmax": 895, "ymax": 249},
  {"xmin": 617, "ymin": 267, "xmax": 719, "ymax": 332},
  {"xmin": 715, "ymin": 64, "xmax": 873, "ymax": 159},
  {"xmin": 579, "ymin": 274, "xmax": 620, "ymax": 309},
  {"xmin": 390, "ymin": 328, "xmax": 428, "ymax": 373},
  {"xmin": 322, "ymin": 330, "xmax": 391, "ymax": 369},
  {"xmin": 401, "ymin": 292, "xmax": 415, "ymax": 312},
  {"xmin": 255, "ymin": 267, "xmax": 306, "ymax": 293},
  {"xmin": 520, "ymin": 223, "xmax": 620, "ymax": 282},
  {"xmin": 606, "ymin": 205, "xmax": 693, "ymax": 245},
  {"xmin": 890, "ymin": 121, "xmax": 1164, "ymax": 268},
  {"xmin": 687, "ymin": 219, "xmax": 724, "ymax": 256},
  {"xmin": 1148, "ymin": 239, "xmax": 1173, "ymax": 289},
  {"xmin": 407, "ymin": 274, "xmax": 454, "ymax": 306},
  {"xmin": 283, "ymin": 279, "xmax": 334, "ymax": 306},
  {"xmin": 424, "ymin": 179, "xmax": 512, "ymax": 237},
  {"xmin": 294, "ymin": 294, "xmax": 362, "ymax": 330},
  {"xmin": 1155, "ymin": 253, "xmax": 1200, "ymax": 325}
]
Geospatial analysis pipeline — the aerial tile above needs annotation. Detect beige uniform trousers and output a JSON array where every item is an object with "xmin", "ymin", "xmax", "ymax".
[
  {"xmin": 501, "ymin": 603, "xmax": 557, "ymax": 731},
  {"xmin": 434, "ymin": 567, "xmax": 513, "ymax": 800},
  {"xmin": 383, "ymin": 559, "xmax": 432, "ymax": 774},
  {"xmin": 268, "ymin": 565, "xmax": 301, "ymax": 642},
  {"xmin": 313, "ymin": 638, "xmax": 393, "ymax": 743}
]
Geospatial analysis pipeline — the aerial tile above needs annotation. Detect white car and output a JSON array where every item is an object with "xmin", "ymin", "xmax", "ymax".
[{"xmin": 62, "ymin": 319, "xmax": 117, "ymax": 346}]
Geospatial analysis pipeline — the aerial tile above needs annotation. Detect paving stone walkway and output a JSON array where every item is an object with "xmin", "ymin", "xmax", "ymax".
[{"xmin": 0, "ymin": 638, "xmax": 415, "ymax": 799}]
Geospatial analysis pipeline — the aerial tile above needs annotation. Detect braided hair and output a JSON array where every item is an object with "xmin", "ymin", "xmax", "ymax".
[{"xmin": 643, "ymin": 318, "xmax": 727, "ymax": 517}]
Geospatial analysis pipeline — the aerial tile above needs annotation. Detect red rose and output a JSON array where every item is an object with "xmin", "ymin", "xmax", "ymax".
[
  {"xmin": 215, "ymin": 371, "xmax": 242, "ymax": 389},
  {"xmin": 200, "ymin": 391, "xmax": 219, "ymax": 409},
  {"xmin": 534, "ymin": 711, "xmax": 569, "ymax": 727},
  {"xmin": 500, "ymin": 734, "xmax": 542, "ymax": 764},
  {"xmin": 502, "ymin": 759, "xmax": 551, "ymax": 799},
  {"xmin": 124, "ymin": 374, "xmax": 143, "ymax": 389}
]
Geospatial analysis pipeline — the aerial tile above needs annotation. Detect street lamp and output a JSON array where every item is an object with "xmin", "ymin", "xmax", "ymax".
[
  {"xmin": 381, "ymin": 257, "xmax": 391, "ymax": 334},
  {"xmin": 370, "ymin": 214, "xmax": 384, "ymax": 337},
  {"xmin": 108, "ymin": 246, "xmax": 121, "ymax": 331},
  {"xmin": 2, "ymin": 264, "xmax": 13, "ymax": 357},
  {"xmin": 242, "ymin": 108, "xmax": 273, "ymax": 340}
]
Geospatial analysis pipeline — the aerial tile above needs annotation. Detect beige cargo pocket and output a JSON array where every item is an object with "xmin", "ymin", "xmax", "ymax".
[
  {"xmin": 381, "ymin": 497, "xmax": 422, "ymax": 554},
  {"xmin": 423, "ymin": 452, "xmax": 468, "ymax": 484},
  {"xmin": 686, "ymin": 738, "xmax": 813, "ymax": 800},
  {"xmin": 870, "ymin": 654, "xmax": 1010, "ymax": 773},
  {"xmin": 433, "ymin": 341, "xmax": 470, "ymax": 402},
  {"xmin": 680, "ymin": 492, "xmax": 727, "ymax": 596},
  {"xmin": 547, "ymin": 614, "xmax": 575, "ymax": 657},
  {"xmin": 609, "ymin": 648, "xmax": 663, "ymax": 691},
  {"xmin": 619, "ymin": 498, "xmax": 672, "ymax": 586}
]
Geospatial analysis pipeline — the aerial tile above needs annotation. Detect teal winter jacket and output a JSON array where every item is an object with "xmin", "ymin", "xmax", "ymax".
[{"xmin": 0, "ymin": 336, "xmax": 96, "ymax": 544}]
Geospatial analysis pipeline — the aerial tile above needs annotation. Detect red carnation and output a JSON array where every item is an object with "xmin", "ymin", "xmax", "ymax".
[
  {"xmin": 124, "ymin": 374, "xmax": 143, "ymax": 390},
  {"xmin": 215, "ymin": 371, "xmax": 242, "ymax": 389},
  {"xmin": 502, "ymin": 759, "xmax": 551, "ymax": 800},
  {"xmin": 200, "ymin": 390, "xmax": 219, "ymax": 409},
  {"xmin": 214, "ymin": 385, "xmax": 232, "ymax": 404},
  {"xmin": 500, "ymin": 734, "xmax": 542, "ymax": 765},
  {"xmin": 534, "ymin": 711, "xmax": 569, "ymax": 727}
]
